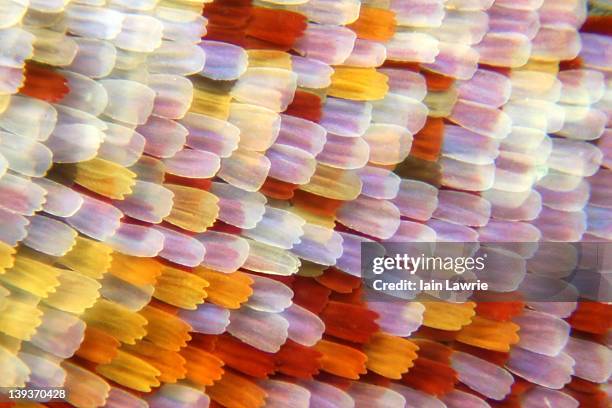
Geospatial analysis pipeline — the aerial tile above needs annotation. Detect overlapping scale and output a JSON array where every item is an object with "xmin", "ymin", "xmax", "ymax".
[{"xmin": 0, "ymin": 0, "xmax": 610, "ymax": 407}]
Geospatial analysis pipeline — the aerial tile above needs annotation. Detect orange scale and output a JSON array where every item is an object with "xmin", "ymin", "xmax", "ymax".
[
  {"xmin": 246, "ymin": 7, "xmax": 307, "ymax": 49},
  {"xmin": 421, "ymin": 69, "xmax": 455, "ymax": 92},
  {"xmin": 401, "ymin": 357, "xmax": 458, "ymax": 396},
  {"xmin": 193, "ymin": 267, "xmax": 253, "ymax": 309},
  {"xmin": 207, "ymin": 370, "xmax": 267, "ymax": 408},
  {"xmin": 567, "ymin": 301, "xmax": 612, "ymax": 334},
  {"xmin": 139, "ymin": 305, "xmax": 192, "ymax": 352},
  {"xmin": 20, "ymin": 62, "xmax": 69, "ymax": 102},
  {"xmin": 291, "ymin": 190, "xmax": 343, "ymax": 218},
  {"xmin": 410, "ymin": 117, "xmax": 444, "ymax": 162},
  {"xmin": 153, "ymin": 265, "xmax": 209, "ymax": 310},
  {"xmin": 75, "ymin": 327, "xmax": 120, "ymax": 365},
  {"xmin": 275, "ymin": 340, "xmax": 323, "ymax": 379},
  {"xmin": 291, "ymin": 276, "xmax": 331, "ymax": 314},
  {"xmin": 313, "ymin": 339, "xmax": 368, "ymax": 379},
  {"xmin": 202, "ymin": 0, "xmax": 252, "ymax": 25},
  {"xmin": 332, "ymin": 285, "xmax": 366, "ymax": 305},
  {"xmin": 189, "ymin": 333, "xmax": 218, "ymax": 352},
  {"xmin": 202, "ymin": 0, "xmax": 252, "ymax": 46},
  {"xmin": 204, "ymin": 27, "xmax": 247, "ymax": 46},
  {"xmin": 320, "ymin": 301, "xmax": 379, "ymax": 343},
  {"xmin": 315, "ymin": 268, "xmax": 362, "ymax": 294},
  {"xmin": 581, "ymin": 16, "xmax": 612, "ymax": 36},
  {"xmin": 180, "ymin": 345, "xmax": 225, "ymax": 387},
  {"xmin": 212, "ymin": 334, "xmax": 276, "ymax": 379},
  {"xmin": 421, "ymin": 299, "xmax": 475, "ymax": 331},
  {"xmin": 411, "ymin": 339, "xmax": 453, "ymax": 364},
  {"xmin": 364, "ymin": 333, "xmax": 419, "ymax": 379},
  {"xmin": 109, "ymin": 253, "xmax": 163, "ymax": 286},
  {"xmin": 123, "ymin": 340, "xmax": 188, "ymax": 384},
  {"xmin": 455, "ymin": 316, "xmax": 520, "ymax": 352},
  {"xmin": 284, "ymin": 90, "xmax": 322, "ymax": 122},
  {"xmin": 163, "ymin": 174, "xmax": 212, "ymax": 191},
  {"xmin": 473, "ymin": 295, "xmax": 525, "ymax": 321},
  {"xmin": 347, "ymin": 6, "xmax": 396, "ymax": 42},
  {"xmin": 204, "ymin": 12, "xmax": 251, "ymax": 30},
  {"xmin": 260, "ymin": 178, "xmax": 299, "ymax": 199}
]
